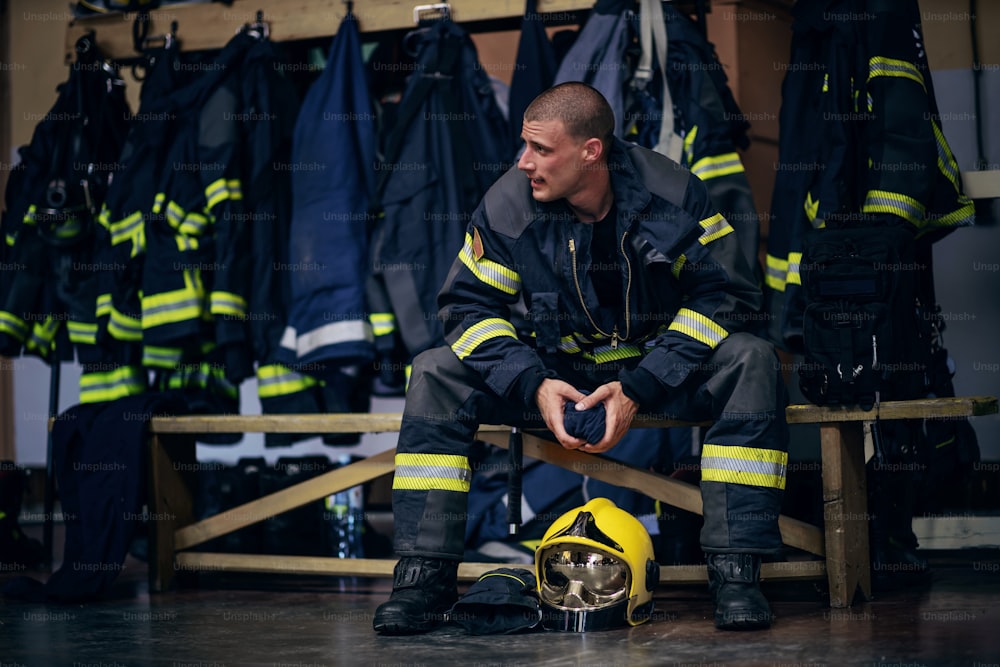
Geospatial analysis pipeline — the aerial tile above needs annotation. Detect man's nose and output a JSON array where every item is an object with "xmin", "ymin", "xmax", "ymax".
[{"xmin": 517, "ymin": 148, "xmax": 532, "ymax": 171}]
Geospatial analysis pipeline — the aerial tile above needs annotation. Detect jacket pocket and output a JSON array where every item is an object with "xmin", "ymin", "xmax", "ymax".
[{"xmin": 528, "ymin": 292, "xmax": 560, "ymax": 354}]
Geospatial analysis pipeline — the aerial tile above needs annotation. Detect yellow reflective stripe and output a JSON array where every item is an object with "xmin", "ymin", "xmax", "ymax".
[
  {"xmin": 392, "ymin": 453, "xmax": 472, "ymax": 492},
  {"xmin": 369, "ymin": 312, "xmax": 396, "ymax": 337},
  {"xmin": 690, "ymin": 152, "xmax": 745, "ymax": 181},
  {"xmin": 557, "ymin": 334, "xmax": 583, "ymax": 355},
  {"xmin": 109, "ymin": 211, "xmax": 143, "ymax": 245},
  {"xmin": 79, "ymin": 366, "xmax": 146, "ymax": 404},
  {"xmin": 175, "ymin": 234, "xmax": 199, "ymax": 251},
  {"xmin": 23, "ymin": 204, "xmax": 36, "ymax": 225},
  {"xmin": 451, "ymin": 318, "xmax": 517, "ymax": 360},
  {"xmin": 205, "ymin": 178, "xmax": 243, "ymax": 210},
  {"xmin": 25, "ymin": 317, "xmax": 60, "ymax": 352},
  {"xmin": 210, "ymin": 291, "xmax": 247, "ymax": 317},
  {"xmin": 804, "ymin": 192, "xmax": 820, "ymax": 223},
  {"xmin": 142, "ymin": 271, "xmax": 203, "ymax": 329},
  {"xmin": 458, "ymin": 233, "xmax": 521, "ymax": 295},
  {"xmin": 786, "ymin": 252, "xmax": 802, "ymax": 286},
  {"xmin": 0, "ymin": 311, "xmax": 28, "ymax": 339},
  {"xmin": 668, "ymin": 308, "xmax": 727, "ymax": 348},
  {"xmin": 764, "ymin": 252, "xmax": 801, "ymax": 291},
  {"xmin": 5, "ymin": 233, "xmax": 15, "ymax": 246},
  {"xmin": 862, "ymin": 189, "xmax": 925, "ymax": 227},
  {"xmin": 931, "ymin": 122, "xmax": 961, "ymax": 189},
  {"xmin": 257, "ymin": 364, "xmax": 318, "ymax": 398},
  {"xmin": 67, "ymin": 321, "xmax": 97, "ymax": 345},
  {"xmin": 868, "ymin": 56, "xmax": 925, "ymax": 90},
  {"xmin": 108, "ymin": 305, "xmax": 143, "ymax": 341},
  {"xmin": 822, "ymin": 72, "xmax": 829, "ymax": 93},
  {"xmin": 583, "ymin": 343, "xmax": 644, "ymax": 364},
  {"xmin": 165, "ymin": 200, "xmax": 210, "ymax": 237},
  {"xmin": 671, "ymin": 254, "xmax": 686, "ymax": 280},
  {"xmin": 96, "ymin": 293, "xmax": 113, "ymax": 317},
  {"xmin": 697, "ymin": 213, "xmax": 734, "ymax": 246},
  {"xmin": 764, "ymin": 254, "xmax": 788, "ymax": 291},
  {"xmin": 683, "ymin": 125, "xmax": 698, "ymax": 167},
  {"xmin": 152, "ymin": 192, "xmax": 166, "ymax": 214},
  {"xmin": 142, "ymin": 345, "xmax": 183, "ymax": 368},
  {"xmin": 701, "ymin": 443, "xmax": 787, "ymax": 490},
  {"xmin": 930, "ymin": 201, "xmax": 976, "ymax": 230}
]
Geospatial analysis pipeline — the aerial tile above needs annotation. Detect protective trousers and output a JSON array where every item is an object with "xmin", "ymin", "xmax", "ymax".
[{"xmin": 391, "ymin": 332, "xmax": 789, "ymax": 560}]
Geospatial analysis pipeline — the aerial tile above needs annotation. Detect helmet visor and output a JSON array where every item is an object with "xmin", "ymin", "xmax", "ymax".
[{"xmin": 538, "ymin": 545, "xmax": 629, "ymax": 610}]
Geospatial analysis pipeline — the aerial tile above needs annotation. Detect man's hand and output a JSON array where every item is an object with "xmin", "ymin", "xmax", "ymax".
[
  {"xmin": 534, "ymin": 378, "xmax": 588, "ymax": 450},
  {"xmin": 572, "ymin": 381, "xmax": 637, "ymax": 453}
]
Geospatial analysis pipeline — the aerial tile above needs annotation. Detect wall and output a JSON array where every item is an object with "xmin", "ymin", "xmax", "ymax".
[{"xmin": 2, "ymin": 0, "xmax": 998, "ymax": 467}]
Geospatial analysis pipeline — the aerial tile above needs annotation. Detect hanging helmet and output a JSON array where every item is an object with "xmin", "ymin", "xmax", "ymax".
[{"xmin": 535, "ymin": 498, "xmax": 660, "ymax": 632}]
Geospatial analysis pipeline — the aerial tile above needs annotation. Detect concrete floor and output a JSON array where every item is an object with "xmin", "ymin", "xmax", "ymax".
[{"xmin": 2, "ymin": 545, "xmax": 1000, "ymax": 667}]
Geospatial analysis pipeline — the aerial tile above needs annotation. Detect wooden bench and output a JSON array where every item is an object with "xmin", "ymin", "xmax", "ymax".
[{"xmin": 145, "ymin": 395, "xmax": 997, "ymax": 608}]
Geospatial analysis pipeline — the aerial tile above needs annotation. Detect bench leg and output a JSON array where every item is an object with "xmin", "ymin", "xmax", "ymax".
[
  {"xmin": 147, "ymin": 433, "xmax": 197, "ymax": 593},
  {"xmin": 820, "ymin": 422, "xmax": 872, "ymax": 607}
]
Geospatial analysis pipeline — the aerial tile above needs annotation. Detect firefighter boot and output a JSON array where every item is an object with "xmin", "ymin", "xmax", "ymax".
[
  {"xmin": 706, "ymin": 553, "xmax": 773, "ymax": 630},
  {"xmin": 372, "ymin": 556, "xmax": 459, "ymax": 635}
]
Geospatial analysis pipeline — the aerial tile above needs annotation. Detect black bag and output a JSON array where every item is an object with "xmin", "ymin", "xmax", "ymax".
[{"xmin": 798, "ymin": 226, "xmax": 924, "ymax": 409}]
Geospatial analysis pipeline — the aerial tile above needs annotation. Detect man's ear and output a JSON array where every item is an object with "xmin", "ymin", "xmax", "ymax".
[{"xmin": 582, "ymin": 137, "xmax": 604, "ymax": 164}]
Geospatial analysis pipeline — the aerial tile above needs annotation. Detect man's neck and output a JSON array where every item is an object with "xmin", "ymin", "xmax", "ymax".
[{"xmin": 567, "ymin": 171, "xmax": 614, "ymax": 223}]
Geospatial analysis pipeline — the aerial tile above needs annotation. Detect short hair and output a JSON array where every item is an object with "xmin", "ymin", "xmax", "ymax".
[{"xmin": 523, "ymin": 82, "xmax": 615, "ymax": 155}]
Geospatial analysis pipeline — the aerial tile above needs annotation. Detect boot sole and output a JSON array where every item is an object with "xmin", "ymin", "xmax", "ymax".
[
  {"xmin": 715, "ymin": 610, "xmax": 773, "ymax": 630},
  {"xmin": 373, "ymin": 612, "xmax": 442, "ymax": 636}
]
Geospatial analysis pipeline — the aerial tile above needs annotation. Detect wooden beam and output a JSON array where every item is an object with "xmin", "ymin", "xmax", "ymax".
[
  {"xmin": 148, "ymin": 413, "xmax": 707, "ymax": 434},
  {"xmin": 145, "ymin": 395, "xmax": 998, "ymax": 435},
  {"xmin": 786, "ymin": 395, "xmax": 997, "ymax": 424},
  {"xmin": 64, "ymin": 0, "xmax": 596, "ymax": 63},
  {"xmin": 173, "ymin": 447, "xmax": 396, "ymax": 551},
  {"xmin": 173, "ymin": 552, "xmax": 826, "ymax": 584},
  {"xmin": 820, "ymin": 423, "xmax": 871, "ymax": 608}
]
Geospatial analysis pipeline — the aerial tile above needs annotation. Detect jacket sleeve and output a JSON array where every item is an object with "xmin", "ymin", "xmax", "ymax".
[
  {"xmin": 437, "ymin": 212, "xmax": 554, "ymax": 407},
  {"xmin": 619, "ymin": 176, "xmax": 762, "ymax": 406}
]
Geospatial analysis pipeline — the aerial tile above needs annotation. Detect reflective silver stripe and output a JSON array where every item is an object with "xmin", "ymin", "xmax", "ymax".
[
  {"xmin": 669, "ymin": 309, "xmax": 727, "ymax": 348},
  {"xmin": 394, "ymin": 464, "xmax": 472, "ymax": 483},
  {"xmin": 701, "ymin": 455, "xmax": 786, "ymax": 479},
  {"xmin": 280, "ymin": 320, "xmax": 374, "ymax": 357}
]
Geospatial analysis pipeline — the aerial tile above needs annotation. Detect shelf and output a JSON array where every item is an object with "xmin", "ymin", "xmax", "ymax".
[{"xmin": 64, "ymin": 0, "xmax": 599, "ymax": 63}]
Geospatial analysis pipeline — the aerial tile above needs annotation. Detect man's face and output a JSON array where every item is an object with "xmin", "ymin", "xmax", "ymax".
[{"xmin": 517, "ymin": 119, "xmax": 589, "ymax": 203}]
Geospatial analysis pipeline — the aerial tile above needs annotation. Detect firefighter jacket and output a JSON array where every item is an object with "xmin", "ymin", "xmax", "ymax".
[
  {"xmin": 552, "ymin": 0, "xmax": 634, "ymax": 141},
  {"xmin": 438, "ymin": 138, "xmax": 761, "ymax": 409},
  {"xmin": 0, "ymin": 35, "xmax": 134, "ymax": 401},
  {"xmin": 658, "ymin": 3, "xmax": 760, "ymax": 279},
  {"xmin": 764, "ymin": 0, "xmax": 975, "ymax": 349},
  {"xmin": 507, "ymin": 0, "xmax": 559, "ymax": 156},
  {"xmin": 279, "ymin": 12, "xmax": 376, "ymax": 369},
  {"xmin": 371, "ymin": 18, "xmax": 510, "ymax": 361}
]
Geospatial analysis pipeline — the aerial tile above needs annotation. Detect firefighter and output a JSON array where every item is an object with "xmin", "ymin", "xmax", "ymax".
[{"xmin": 372, "ymin": 83, "xmax": 789, "ymax": 635}]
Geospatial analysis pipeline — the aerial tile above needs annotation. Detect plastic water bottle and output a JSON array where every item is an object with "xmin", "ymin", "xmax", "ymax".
[{"xmin": 325, "ymin": 457, "xmax": 365, "ymax": 558}]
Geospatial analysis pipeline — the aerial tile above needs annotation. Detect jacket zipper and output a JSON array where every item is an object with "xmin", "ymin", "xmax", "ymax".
[{"xmin": 568, "ymin": 232, "xmax": 632, "ymax": 350}]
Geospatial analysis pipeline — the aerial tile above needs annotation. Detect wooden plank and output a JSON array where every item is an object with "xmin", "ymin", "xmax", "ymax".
[
  {"xmin": 478, "ymin": 431, "xmax": 826, "ymax": 557},
  {"xmin": 64, "ymin": 0, "xmax": 596, "ymax": 63},
  {"xmin": 147, "ymin": 433, "xmax": 197, "ymax": 592},
  {"xmin": 820, "ymin": 423, "xmax": 871, "ymax": 608},
  {"xmin": 786, "ymin": 395, "xmax": 997, "ymax": 424},
  {"xmin": 147, "ymin": 395, "xmax": 997, "ymax": 434},
  {"xmin": 912, "ymin": 516, "xmax": 1000, "ymax": 550},
  {"xmin": 173, "ymin": 447, "xmax": 396, "ymax": 551},
  {"xmin": 173, "ymin": 552, "xmax": 825, "ymax": 584},
  {"xmin": 148, "ymin": 413, "xmax": 707, "ymax": 434}
]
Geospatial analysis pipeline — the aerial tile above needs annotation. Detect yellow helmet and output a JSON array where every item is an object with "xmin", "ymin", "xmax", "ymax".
[{"xmin": 535, "ymin": 498, "xmax": 660, "ymax": 631}]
